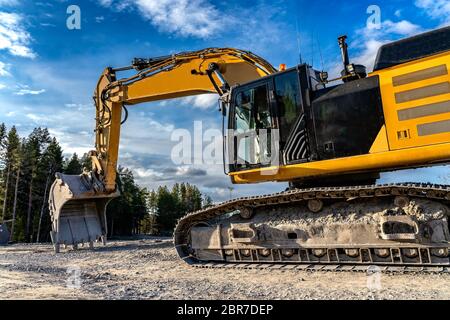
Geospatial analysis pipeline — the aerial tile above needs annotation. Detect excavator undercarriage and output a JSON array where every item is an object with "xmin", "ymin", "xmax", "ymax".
[{"xmin": 175, "ymin": 183, "xmax": 450, "ymax": 269}]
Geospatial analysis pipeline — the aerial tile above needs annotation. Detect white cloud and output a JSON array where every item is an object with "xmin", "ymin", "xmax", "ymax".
[
  {"xmin": 0, "ymin": 0, "xmax": 19, "ymax": 6},
  {"xmin": 352, "ymin": 39, "xmax": 387, "ymax": 72},
  {"xmin": 98, "ymin": 0, "xmax": 222, "ymax": 38},
  {"xmin": 40, "ymin": 23, "xmax": 56, "ymax": 27},
  {"xmin": 0, "ymin": 12, "xmax": 36, "ymax": 58},
  {"xmin": 65, "ymin": 103, "xmax": 91, "ymax": 111},
  {"xmin": 15, "ymin": 88, "xmax": 46, "ymax": 95},
  {"xmin": 97, "ymin": 1, "xmax": 291, "ymax": 56},
  {"xmin": 8, "ymin": 44, "xmax": 35, "ymax": 57},
  {"xmin": 133, "ymin": 167, "xmax": 164, "ymax": 179},
  {"xmin": 26, "ymin": 113, "xmax": 46, "ymax": 122},
  {"xmin": 394, "ymin": 10, "xmax": 402, "ymax": 18},
  {"xmin": 148, "ymin": 118, "xmax": 175, "ymax": 133},
  {"xmin": 36, "ymin": 2, "xmax": 53, "ymax": 7},
  {"xmin": 415, "ymin": 0, "xmax": 450, "ymax": 26},
  {"xmin": 0, "ymin": 61, "xmax": 8, "ymax": 76},
  {"xmin": 98, "ymin": 0, "xmax": 113, "ymax": 6},
  {"xmin": 183, "ymin": 94, "xmax": 219, "ymax": 110},
  {"xmin": 351, "ymin": 20, "xmax": 422, "ymax": 72},
  {"xmin": 0, "ymin": 83, "xmax": 5, "ymax": 90},
  {"xmin": 95, "ymin": 16, "xmax": 105, "ymax": 23},
  {"xmin": 176, "ymin": 166, "xmax": 207, "ymax": 176},
  {"xmin": 383, "ymin": 20, "xmax": 422, "ymax": 36},
  {"xmin": 361, "ymin": 20, "xmax": 422, "ymax": 40},
  {"xmin": 136, "ymin": 0, "xmax": 221, "ymax": 38}
]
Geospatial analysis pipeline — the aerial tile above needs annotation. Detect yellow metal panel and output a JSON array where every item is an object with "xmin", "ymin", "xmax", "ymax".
[
  {"xmin": 372, "ymin": 51, "xmax": 450, "ymax": 150},
  {"xmin": 126, "ymin": 59, "xmax": 268, "ymax": 104},
  {"xmin": 229, "ymin": 142, "xmax": 450, "ymax": 184},
  {"xmin": 369, "ymin": 125, "xmax": 389, "ymax": 153}
]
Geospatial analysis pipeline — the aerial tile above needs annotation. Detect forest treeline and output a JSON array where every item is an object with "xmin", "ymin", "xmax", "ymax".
[{"xmin": 0, "ymin": 123, "xmax": 214, "ymax": 242}]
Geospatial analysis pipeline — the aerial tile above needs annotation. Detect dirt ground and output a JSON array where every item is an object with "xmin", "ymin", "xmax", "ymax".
[{"xmin": 0, "ymin": 238, "xmax": 449, "ymax": 300}]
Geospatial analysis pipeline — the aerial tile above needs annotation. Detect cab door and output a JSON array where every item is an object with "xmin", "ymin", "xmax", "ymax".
[{"xmin": 228, "ymin": 80, "xmax": 276, "ymax": 172}]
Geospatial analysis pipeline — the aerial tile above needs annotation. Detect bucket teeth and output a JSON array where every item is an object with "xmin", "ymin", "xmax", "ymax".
[{"xmin": 48, "ymin": 172, "xmax": 119, "ymax": 252}]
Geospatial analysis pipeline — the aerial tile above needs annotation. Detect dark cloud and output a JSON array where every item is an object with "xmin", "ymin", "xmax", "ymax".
[{"xmin": 177, "ymin": 167, "xmax": 207, "ymax": 177}]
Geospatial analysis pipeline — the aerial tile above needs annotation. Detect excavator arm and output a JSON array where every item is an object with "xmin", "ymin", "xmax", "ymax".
[
  {"xmin": 94, "ymin": 48, "xmax": 275, "ymax": 192},
  {"xmin": 48, "ymin": 48, "xmax": 276, "ymax": 251}
]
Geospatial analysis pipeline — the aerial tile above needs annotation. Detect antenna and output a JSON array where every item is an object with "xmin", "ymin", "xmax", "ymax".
[
  {"xmin": 295, "ymin": 17, "xmax": 303, "ymax": 65},
  {"xmin": 317, "ymin": 35, "xmax": 325, "ymax": 71},
  {"xmin": 311, "ymin": 30, "xmax": 314, "ymax": 67}
]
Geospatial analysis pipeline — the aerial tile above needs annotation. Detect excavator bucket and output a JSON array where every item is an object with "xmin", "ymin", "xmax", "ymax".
[{"xmin": 48, "ymin": 173, "xmax": 119, "ymax": 253}]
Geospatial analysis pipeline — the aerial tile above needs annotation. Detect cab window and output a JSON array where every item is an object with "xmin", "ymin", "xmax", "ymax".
[
  {"xmin": 233, "ymin": 84, "xmax": 272, "ymax": 168},
  {"xmin": 274, "ymin": 71, "xmax": 302, "ymax": 143},
  {"xmin": 234, "ymin": 85, "xmax": 272, "ymax": 131}
]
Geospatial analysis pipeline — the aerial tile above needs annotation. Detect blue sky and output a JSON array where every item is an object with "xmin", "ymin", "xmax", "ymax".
[{"xmin": 0, "ymin": 0, "xmax": 449, "ymax": 201}]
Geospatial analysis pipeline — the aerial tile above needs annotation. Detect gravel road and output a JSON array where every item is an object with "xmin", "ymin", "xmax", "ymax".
[{"xmin": 0, "ymin": 239, "xmax": 448, "ymax": 300}]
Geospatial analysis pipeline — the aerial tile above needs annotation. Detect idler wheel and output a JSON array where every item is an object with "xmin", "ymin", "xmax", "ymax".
[
  {"xmin": 312, "ymin": 249, "xmax": 327, "ymax": 257},
  {"xmin": 259, "ymin": 249, "xmax": 271, "ymax": 257},
  {"xmin": 394, "ymin": 196, "xmax": 410, "ymax": 208},
  {"xmin": 374, "ymin": 248, "xmax": 390, "ymax": 258},
  {"xmin": 307, "ymin": 199, "xmax": 324, "ymax": 213},
  {"xmin": 282, "ymin": 249, "xmax": 295, "ymax": 258},
  {"xmin": 239, "ymin": 207, "xmax": 253, "ymax": 219},
  {"xmin": 345, "ymin": 249, "xmax": 359, "ymax": 258},
  {"xmin": 431, "ymin": 248, "xmax": 448, "ymax": 258},
  {"xmin": 402, "ymin": 248, "xmax": 419, "ymax": 258}
]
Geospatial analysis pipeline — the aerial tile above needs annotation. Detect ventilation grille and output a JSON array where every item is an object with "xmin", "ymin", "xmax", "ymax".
[{"xmin": 283, "ymin": 114, "xmax": 309, "ymax": 164}]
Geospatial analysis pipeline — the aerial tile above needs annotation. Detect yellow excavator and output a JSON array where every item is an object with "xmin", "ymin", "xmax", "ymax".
[{"xmin": 49, "ymin": 27, "xmax": 450, "ymax": 270}]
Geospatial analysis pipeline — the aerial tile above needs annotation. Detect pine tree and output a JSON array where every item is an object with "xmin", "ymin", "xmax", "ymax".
[
  {"xmin": 142, "ymin": 190, "xmax": 158, "ymax": 234},
  {"xmin": 106, "ymin": 166, "xmax": 149, "ymax": 236},
  {"xmin": 0, "ymin": 123, "xmax": 7, "ymax": 218},
  {"xmin": 2, "ymin": 126, "xmax": 20, "ymax": 223},
  {"xmin": 80, "ymin": 153, "xmax": 92, "ymax": 171},
  {"xmin": 21, "ymin": 128, "xmax": 51, "ymax": 241},
  {"xmin": 203, "ymin": 195, "xmax": 214, "ymax": 208},
  {"xmin": 146, "ymin": 190, "xmax": 158, "ymax": 215},
  {"xmin": 64, "ymin": 153, "xmax": 82, "ymax": 174},
  {"xmin": 36, "ymin": 138, "xmax": 63, "ymax": 242},
  {"xmin": 0, "ymin": 123, "xmax": 6, "ymax": 170},
  {"xmin": 155, "ymin": 185, "xmax": 177, "ymax": 234},
  {"xmin": 151, "ymin": 183, "xmax": 205, "ymax": 234},
  {"xmin": 9, "ymin": 138, "xmax": 23, "ymax": 241}
]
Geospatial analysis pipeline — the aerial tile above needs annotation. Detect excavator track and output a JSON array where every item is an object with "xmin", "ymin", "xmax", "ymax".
[
  {"xmin": 174, "ymin": 183, "xmax": 450, "ymax": 273},
  {"xmin": 192, "ymin": 262, "xmax": 449, "ymax": 274}
]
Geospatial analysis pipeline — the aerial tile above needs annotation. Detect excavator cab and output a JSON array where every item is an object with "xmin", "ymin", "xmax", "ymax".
[{"xmin": 226, "ymin": 64, "xmax": 325, "ymax": 175}]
